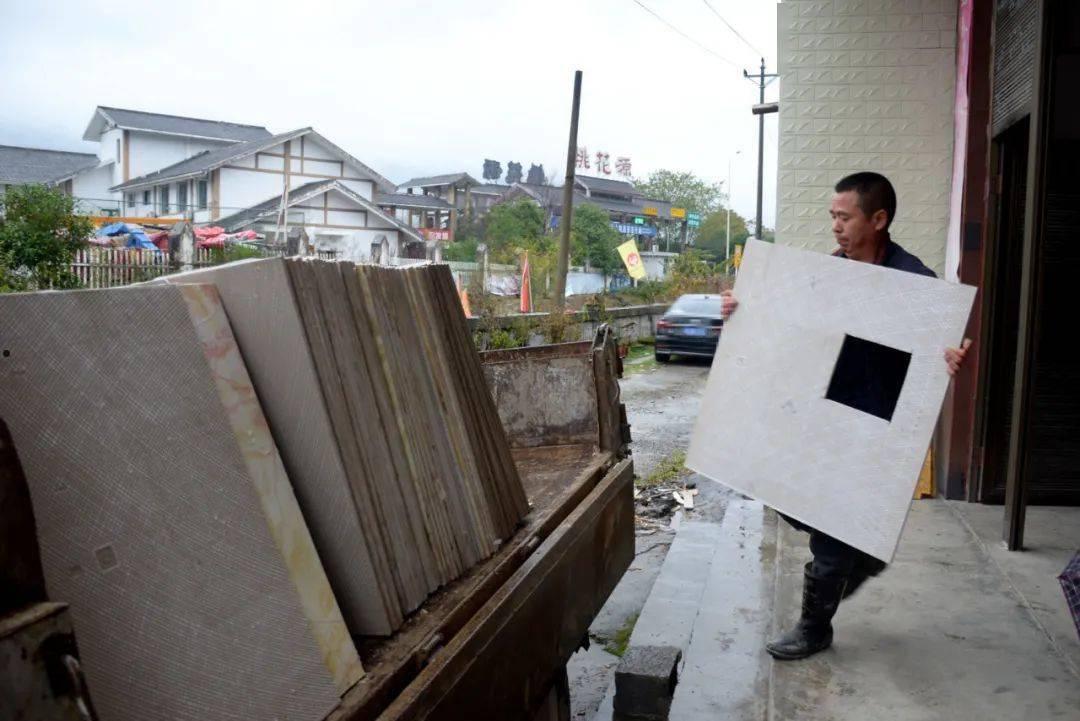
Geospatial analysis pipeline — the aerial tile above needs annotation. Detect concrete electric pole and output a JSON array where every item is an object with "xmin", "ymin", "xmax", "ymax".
[
  {"xmin": 554, "ymin": 70, "xmax": 583, "ymax": 310},
  {"xmin": 744, "ymin": 59, "xmax": 778, "ymax": 241}
]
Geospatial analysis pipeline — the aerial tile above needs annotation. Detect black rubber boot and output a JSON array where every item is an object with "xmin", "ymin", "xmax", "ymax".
[
  {"xmin": 766, "ymin": 568, "xmax": 847, "ymax": 661},
  {"xmin": 842, "ymin": 556, "xmax": 887, "ymax": 600}
]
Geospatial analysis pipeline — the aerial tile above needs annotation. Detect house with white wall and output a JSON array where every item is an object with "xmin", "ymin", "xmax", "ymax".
[
  {"xmin": 111, "ymin": 125, "xmax": 421, "ymax": 261},
  {"xmin": 3, "ymin": 106, "xmax": 418, "ymax": 262},
  {"xmin": 81, "ymin": 106, "xmax": 272, "ymax": 216},
  {"xmin": 0, "ymin": 145, "xmax": 114, "ymax": 213}
]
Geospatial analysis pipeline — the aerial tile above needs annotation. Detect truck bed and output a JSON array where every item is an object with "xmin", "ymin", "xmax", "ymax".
[{"xmin": 330, "ymin": 446, "xmax": 626, "ymax": 721}]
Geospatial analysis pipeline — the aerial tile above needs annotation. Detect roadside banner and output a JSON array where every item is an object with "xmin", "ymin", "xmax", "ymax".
[{"xmin": 617, "ymin": 239, "xmax": 647, "ymax": 281}]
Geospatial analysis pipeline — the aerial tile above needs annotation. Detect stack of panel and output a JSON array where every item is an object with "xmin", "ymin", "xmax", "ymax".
[
  {"xmin": 0, "ymin": 284, "xmax": 362, "ymax": 721},
  {"xmin": 157, "ymin": 258, "xmax": 529, "ymax": 634},
  {"xmin": 287, "ymin": 259, "xmax": 530, "ymax": 622}
]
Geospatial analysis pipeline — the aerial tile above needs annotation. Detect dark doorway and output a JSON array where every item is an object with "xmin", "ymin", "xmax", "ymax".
[
  {"xmin": 976, "ymin": 117, "xmax": 1029, "ymax": 503},
  {"xmin": 977, "ymin": 0, "xmax": 1080, "ymax": 517},
  {"xmin": 1023, "ymin": 0, "xmax": 1080, "ymax": 505}
]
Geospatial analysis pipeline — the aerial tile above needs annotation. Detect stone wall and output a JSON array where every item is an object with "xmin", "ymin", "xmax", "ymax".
[{"xmin": 776, "ymin": 0, "xmax": 957, "ymax": 275}]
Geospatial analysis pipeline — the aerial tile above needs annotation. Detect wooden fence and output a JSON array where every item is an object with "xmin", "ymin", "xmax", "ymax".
[{"xmin": 69, "ymin": 247, "xmax": 338, "ymax": 289}]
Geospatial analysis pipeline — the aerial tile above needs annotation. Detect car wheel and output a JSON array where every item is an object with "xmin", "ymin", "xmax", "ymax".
[{"xmin": 655, "ymin": 352, "xmax": 671, "ymax": 363}]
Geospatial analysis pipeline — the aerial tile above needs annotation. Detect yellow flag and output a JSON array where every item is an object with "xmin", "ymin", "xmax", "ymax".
[
  {"xmin": 733, "ymin": 244, "xmax": 743, "ymax": 269},
  {"xmin": 617, "ymin": 239, "xmax": 647, "ymax": 280}
]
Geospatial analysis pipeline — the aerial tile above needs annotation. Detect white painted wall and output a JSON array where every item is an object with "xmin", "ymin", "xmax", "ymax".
[
  {"xmin": 775, "ymin": 0, "xmax": 957, "ymax": 275},
  {"xmin": 71, "ymin": 164, "xmax": 117, "ymax": 213},
  {"xmin": 219, "ymin": 167, "xmax": 287, "ymax": 211},
  {"xmin": 98, "ymin": 128, "xmax": 123, "ymax": 187},
  {"xmin": 127, "ymin": 132, "xmax": 231, "ymax": 180},
  {"xmin": 310, "ymin": 228, "xmax": 401, "ymax": 263},
  {"xmin": 640, "ymin": 251, "xmax": 677, "ymax": 281},
  {"xmin": 340, "ymin": 179, "xmax": 375, "ymax": 199}
]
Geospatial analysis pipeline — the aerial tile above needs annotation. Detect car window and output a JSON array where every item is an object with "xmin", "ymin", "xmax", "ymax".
[{"xmin": 669, "ymin": 297, "xmax": 722, "ymax": 316}]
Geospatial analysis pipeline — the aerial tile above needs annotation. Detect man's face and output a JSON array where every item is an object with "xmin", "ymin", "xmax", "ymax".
[{"xmin": 830, "ymin": 190, "xmax": 887, "ymax": 262}]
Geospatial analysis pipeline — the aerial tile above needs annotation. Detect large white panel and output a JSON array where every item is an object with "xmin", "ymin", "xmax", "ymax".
[{"xmin": 687, "ymin": 241, "xmax": 975, "ymax": 561}]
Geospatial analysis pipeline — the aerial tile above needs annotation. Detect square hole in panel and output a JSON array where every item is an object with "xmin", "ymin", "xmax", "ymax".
[{"xmin": 825, "ymin": 334, "xmax": 912, "ymax": 422}]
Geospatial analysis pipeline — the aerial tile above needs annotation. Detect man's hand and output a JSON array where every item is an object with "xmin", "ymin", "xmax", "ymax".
[
  {"xmin": 721, "ymin": 290, "xmax": 739, "ymax": 320},
  {"xmin": 945, "ymin": 338, "xmax": 972, "ymax": 377}
]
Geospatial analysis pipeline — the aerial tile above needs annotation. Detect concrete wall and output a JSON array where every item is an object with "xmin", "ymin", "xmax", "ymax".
[
  {"xmin": 775, "ymin": 0, "xmax": 957, "ymax": 275},
  {"xmin": 480, "ymin": 346, "xmax": 599, "ymax": 448},
  {"xmin": 307, "ymin": 227, "xmax": 401, "ymax": 263},
  {"xmin": 641, "ymin": 251, "xmax": 677, "ymax": 281},
  {"xmin": 470, "ymin": 303, "xmax": 669, "ymax": 348}
]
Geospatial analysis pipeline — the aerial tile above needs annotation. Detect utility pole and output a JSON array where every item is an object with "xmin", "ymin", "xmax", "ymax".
[
  {"xmin": 744, "ymin": 59, "xmax": 778, "ymax": 241},
  {"xmin": 554, "ymin": 70, "xmax": 582, "ymax": 310},
  {"xmin": 725, "ymin": 150, "xmax": 740, "ymax": 268}
]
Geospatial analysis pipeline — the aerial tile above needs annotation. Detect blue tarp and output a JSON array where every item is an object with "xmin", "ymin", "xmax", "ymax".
[{"xmin": 96, "ymin": 222, "xmax": 158, "ymax": 250}]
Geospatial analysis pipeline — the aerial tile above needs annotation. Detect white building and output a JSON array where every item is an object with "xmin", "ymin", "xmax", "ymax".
[
  {"xmin": 0, "ymin": 145, "xmax": 114, "ymax": 213},
  {"xmin": 83, "ymin": 106, "xmax": 273, "ymax": 213},
  {"xmin": 110, "ymin": 121, "xmax": 420, "ymax": 261},
  {"xmin": 0, "ymin": 106, "xmax": 421, "ymax": 262}
]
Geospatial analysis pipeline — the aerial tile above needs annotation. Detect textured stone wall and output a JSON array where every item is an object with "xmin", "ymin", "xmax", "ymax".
[{"xmin": 776, "ymin": 0, "xmax": 957, "ymax": 274}]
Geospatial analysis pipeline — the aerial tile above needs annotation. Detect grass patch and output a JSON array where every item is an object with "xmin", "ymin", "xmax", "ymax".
[
  {"xmin": 603, "ymin": 613, "xmax": 639, "ymax": 658},
  {"xmin": 637, "ymin": 449, "xmax": 688, "ymax": 488},
  {"xmin": 625, "ymin": 342, "xmax": 654, "ymax": 362},
  {"xmin": 623, "ymin": 357, "xmax": 659, "ymax": 377},
  {"xmin": 623, "ymin": 342, "xmax": 661, "ymax": 376}
]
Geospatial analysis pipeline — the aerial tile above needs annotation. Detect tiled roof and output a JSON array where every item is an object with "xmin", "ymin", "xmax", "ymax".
[{"xmin": 0, "ymin": 145, "xmax": 100, "ymax": 185}]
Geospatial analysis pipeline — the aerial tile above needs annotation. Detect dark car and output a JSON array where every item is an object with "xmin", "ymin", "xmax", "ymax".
[{"xmin": 654, "ymin": 293, "xmax": 724, "ymax": 362}]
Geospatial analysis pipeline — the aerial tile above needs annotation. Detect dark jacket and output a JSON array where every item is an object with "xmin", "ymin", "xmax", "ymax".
[{"xmin": 835, "ymin": 237, "xmax": 937, "ymax": 278}]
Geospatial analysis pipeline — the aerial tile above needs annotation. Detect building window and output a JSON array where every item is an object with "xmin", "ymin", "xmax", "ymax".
[
  {"xmin": 159, "ymin": 185, "xmax": 170, "ymax": 214},
  {"xmin": 116, "ymin": 138, "xmax": 121, "ymax": 162},
  {"xmin": 126, "ymin": 192, "xmax": 135, "ymax": 209},
  {"xmin": 197, "ymin": 180, "xmax": 208, "ymax": 210},
  {"xmin": 142, "ymin": 190, "xmax": 150, "ymax": 205},
  {"xmin": 177, "ymin": 182, "xmax": 188, "ymax": 214}
]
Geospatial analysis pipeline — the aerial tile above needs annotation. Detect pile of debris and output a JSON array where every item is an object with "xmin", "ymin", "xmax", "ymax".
[{"xmin": 634, "ymin": 479, "xmax": 698, "ymax": 524}]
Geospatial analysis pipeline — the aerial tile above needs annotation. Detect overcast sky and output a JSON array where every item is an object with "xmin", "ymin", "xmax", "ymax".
[{"xmin": 0, "ymin": 0, "xmax": 779, "ymax": 225}]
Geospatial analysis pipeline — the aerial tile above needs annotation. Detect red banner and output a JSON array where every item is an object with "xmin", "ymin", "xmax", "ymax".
[{"xmin": 420, "ymin": 227, "xmax": 452, "ymax": 241}]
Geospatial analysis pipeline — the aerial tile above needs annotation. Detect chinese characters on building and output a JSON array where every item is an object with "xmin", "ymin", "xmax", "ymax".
[{"xmin": 576, "ymin": 147, "xmax": 632, "ymax": 178}]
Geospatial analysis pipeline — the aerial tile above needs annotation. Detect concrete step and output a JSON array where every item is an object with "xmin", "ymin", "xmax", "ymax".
[
  {"xmin": 669, "ymin": 500, "xmax": 775, "ymax": 720},
  {"xmin": 592, "ymin": 519, "xmax": 727, "ymax": 721},
  {"xmin": 592, "ymin": 501, "xmax": 776, "ymax": 721}
]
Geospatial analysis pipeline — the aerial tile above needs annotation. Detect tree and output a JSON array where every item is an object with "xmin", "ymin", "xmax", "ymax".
[
  {"xmin": 570, "ymin": 203, "xmax": 621, "ymax": 279},
  {"xmin": 505, "ymin": 161, "xmax": 523, "ymax": 185},
  {"xmin": 635, "ymin": 170, "xmax": 724, "ymax": 216},
  {"xmin": 694, "ymin": 207, "xmax": 750, "ymax": 262},
  {"xmin": 482, "ymin": 159, "xmax": 503, "ymax": 182},
  {"xmin": 484, "ymin": 198, "xmax": 545, "ymax": 260},
  {"xmin": 443, "ymin": 237, "xmax": 479, "ymax": 262},
  {"xmin": 0, "ymin": 184, "xmax": 92, "ymax": 292},
  {"xmin": 526, "ymin": 163, "xmax": 545, "ymax": 185}
]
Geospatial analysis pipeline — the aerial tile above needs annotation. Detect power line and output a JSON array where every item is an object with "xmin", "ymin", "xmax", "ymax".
[
  {"xmin": 701, "ymin": 0, "xmax": 765, "ymax": 60},
  {"xmin": 630, "ymin": 0, "xmax": 740, "ymax": 68}
]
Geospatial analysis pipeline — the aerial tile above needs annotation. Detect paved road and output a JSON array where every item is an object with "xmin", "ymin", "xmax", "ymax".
[{"xmin": 566, "ymin": 356, "xmax": 736, "ymax": 720}]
